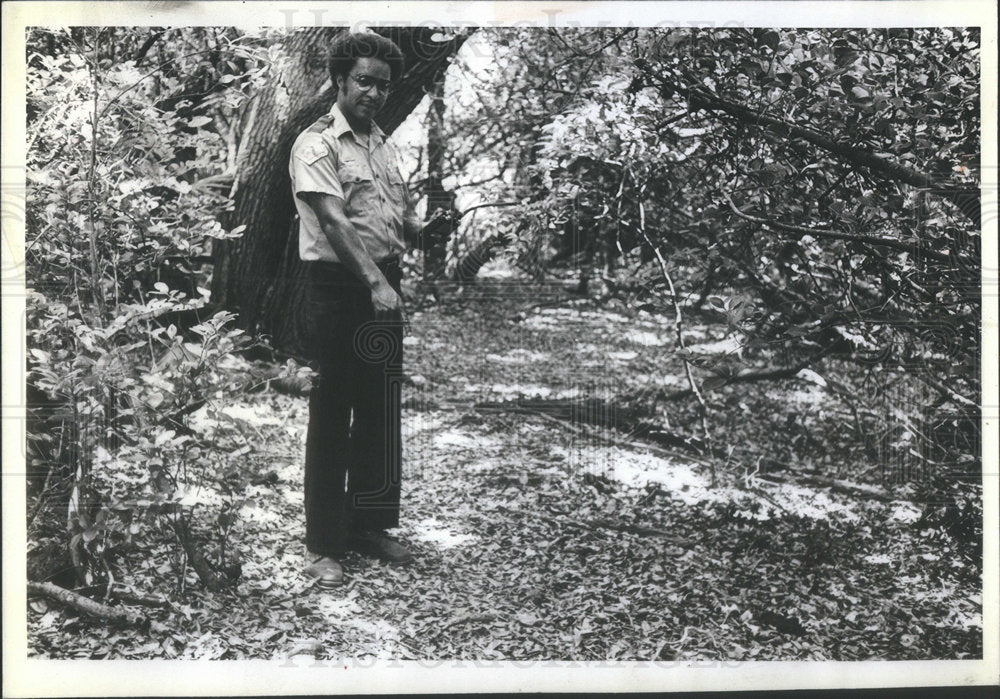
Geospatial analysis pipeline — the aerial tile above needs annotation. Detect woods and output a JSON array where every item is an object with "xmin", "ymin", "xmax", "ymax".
[{"xmin": 18, "ymin": 23, "xmax": 989, "ymax": 666}]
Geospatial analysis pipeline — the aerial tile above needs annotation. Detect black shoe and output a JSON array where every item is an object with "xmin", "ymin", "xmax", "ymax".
[
  {"xmin": 348, "ymin": 530, "xmax": 413, "ymax": 563},
  {"xmin": 305, "ymin": 556, "xmax": 344, "ymax": 588}
]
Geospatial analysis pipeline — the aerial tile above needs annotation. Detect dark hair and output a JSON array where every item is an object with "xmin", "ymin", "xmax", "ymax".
[{"xmin": 327, "ymin": 32, "xmax": 404, "ymax": 84}]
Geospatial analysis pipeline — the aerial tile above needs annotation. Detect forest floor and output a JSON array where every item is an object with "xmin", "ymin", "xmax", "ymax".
[{"xmin": 26, "ymin": 278, "xmax": 983, "ymax": 661}]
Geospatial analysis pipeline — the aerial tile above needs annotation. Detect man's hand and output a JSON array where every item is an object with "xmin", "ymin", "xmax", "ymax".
[
  {"xmin": 371, "ymin": 280, "xmax": 410, "ymax": 334},
  {"xmin": 404, "ymin": 207, "xmax": 459, "ymax": 251},
  {"xmin": 371, "ymin": 280, "xmax": 402, "ymax": 315}
]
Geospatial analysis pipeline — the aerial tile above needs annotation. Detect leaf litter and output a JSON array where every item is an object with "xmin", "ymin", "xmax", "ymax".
[{"xmin": 27, "ymin": 291, "xmax": 981, "ymax": 661}]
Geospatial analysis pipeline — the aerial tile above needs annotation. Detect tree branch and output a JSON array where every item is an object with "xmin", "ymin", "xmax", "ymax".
[
  {"xmin": 133, "ymin": 29, "xmax": 167, "ymax": 67},
  {"xmin": 723, "ymin": 193, "xmax": 956, "ymax": 264},
  {"xmin": 28, "ymin": 581, "xmax": 146, "ymax": 626},
  {"xmin": 635, "ymin": 61, "xmax": 980, "ymax": 226},
  {"xmin": 692, "ymin": 86, "xmax": 980, "ymax": 226}
]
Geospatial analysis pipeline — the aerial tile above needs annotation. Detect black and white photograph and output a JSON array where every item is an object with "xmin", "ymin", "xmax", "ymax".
[{"xmin": 3, "ymin": 0, "xmax": 997, "ymax": 694}]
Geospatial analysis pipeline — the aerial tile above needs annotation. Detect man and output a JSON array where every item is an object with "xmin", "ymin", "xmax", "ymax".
[{"xmin": 289, "ymin": 32, "xmax": 431, "ymax": 588}]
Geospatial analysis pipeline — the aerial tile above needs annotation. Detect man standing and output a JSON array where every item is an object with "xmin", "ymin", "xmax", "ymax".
[{"xmin": 289, "ymin": 32, "xmax": 426, "ymax": 588}]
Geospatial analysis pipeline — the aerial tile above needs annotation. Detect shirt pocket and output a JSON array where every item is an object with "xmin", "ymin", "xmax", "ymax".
[
  {"xmin": 384, "ymin": 155, "xmax": 406, "ymax": 210},
  {"xmin": 387, "ymin": 162, "xmax": 404, "ymax": 185},
  {"xmin": 337, "ymin": 158, "xmax": 376, "ymax": 214}
]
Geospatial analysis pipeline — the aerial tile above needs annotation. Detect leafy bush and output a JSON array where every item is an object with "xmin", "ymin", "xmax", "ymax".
[{"xmin": 25, "ymin": 27, "xmax": 267, "ymax": 592}]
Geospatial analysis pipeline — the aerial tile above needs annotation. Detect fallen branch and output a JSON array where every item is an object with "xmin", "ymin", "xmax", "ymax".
[
  {"xmin": 792, "ymin": 474, "xmax": 891, "ymax": 501},
  {"xmin": 114, "ymin": 588, "xmax": 171, "ymax": 609},
  {"xmin": 27, "ymin": 581, "xmax": 146, "ymax": 626},
  {"xmin": 759, "ymin": 472, "xmax": 891, "ymax": 501},
  {"xmin": 653, "ymin": 353, "xmax": 828, "ymax": 401},
  {"xmin": 534, "ymin": 511, "xmax": 695, "ymax": 548},
  {"xmin": 73, "ymin": 584, "xmax": 171, "ymax": 609},
  {"xmin": 588, "ymin": 518, "xmax": 694, "ymax": 546},
  {"xmin": 474, "ymin": 398, "xmax": 711, "ymax": 465}
]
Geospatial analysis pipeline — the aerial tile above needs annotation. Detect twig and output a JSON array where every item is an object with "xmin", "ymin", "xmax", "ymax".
[
  {"xmin": 171, "ymin": 513, "xmax": 224, "ymax": 591},
  {"xmin": 27, "ymin": 581, "xmax": 146, "ymax": 626},
  {"xmin": 457, "ymin": 201, "xmax": 520, "ymax": 218},
  {"xmin": 634, "ymin": 184, "xmax": 714, "ymax": 483}
]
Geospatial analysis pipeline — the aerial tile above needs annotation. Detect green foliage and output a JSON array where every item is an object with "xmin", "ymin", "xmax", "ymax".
[
  {"xmin": 438, "ymin": 28, "xmax": 981, "ymax": 553},
  {"xmin": 25, "ymin": 27, "xmax": 271, "ymax": 591}
]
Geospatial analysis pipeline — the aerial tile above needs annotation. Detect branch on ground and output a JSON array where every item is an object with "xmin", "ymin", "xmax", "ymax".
[{"xmin": 27, "ymin": 581, "xmax": 147, "ymax": 627}]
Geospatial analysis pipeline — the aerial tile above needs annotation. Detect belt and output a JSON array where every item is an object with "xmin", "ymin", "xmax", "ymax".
[
  {"xmin": 309, "ymin": 256, "xmax": 399, "ymax": 272},
  {"xmin": 307, "ymin": 257, "xmax": 400, "ymax": 286}
]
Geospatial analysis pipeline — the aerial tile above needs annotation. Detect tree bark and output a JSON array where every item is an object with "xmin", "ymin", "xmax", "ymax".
[
  {"xmin": 211, "ymin": 27, "xmax": 468, "ymax": 356},
  {"xmin": 27, "ymin": 581, "xmax": 146, "ymax": 627},
  {"xmin": 422, "ymin": 72, "xmax": 457, "ymax": 279}
]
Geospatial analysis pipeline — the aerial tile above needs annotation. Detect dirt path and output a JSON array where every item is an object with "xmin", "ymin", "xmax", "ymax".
[{"xmin": 27, "ymin": 295, "xmax": 982, "ymax": 660}]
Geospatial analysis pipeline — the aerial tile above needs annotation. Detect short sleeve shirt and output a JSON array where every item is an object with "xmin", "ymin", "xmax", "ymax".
[{"xmin": 289, "ymin": 103, "xmax": 415, "ymax": 263}]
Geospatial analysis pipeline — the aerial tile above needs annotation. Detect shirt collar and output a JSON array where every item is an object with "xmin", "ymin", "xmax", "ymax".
[{"xmin": 329, "ymin": 103, "xmax": 386, "ymax": 143}]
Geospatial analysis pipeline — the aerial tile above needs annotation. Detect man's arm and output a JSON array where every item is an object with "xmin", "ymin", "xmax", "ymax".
[
  {"xmin": 402, "ymin": 209, "xmax": 423, "ymax": 249},
  {"xmin": 300, "ymin": 191, "xmax": 402, "ymax": 315},
  {"xmin": 403, "ymin": 208, "xmax": 458, "ymax": 252}
]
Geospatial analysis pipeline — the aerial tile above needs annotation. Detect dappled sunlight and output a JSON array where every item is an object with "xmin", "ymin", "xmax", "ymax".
[
  {"xmin": 485, "ymin": 349, "xmax": 551, "ymax": 363},
  {"xmin": 686, "ymin": 336, "xmax": 743, "ymax": 355},
  {"xmin": 624, "ymin": 329, "xmax": 671, "ymax": 347},
  {"xmin": 432, "ymin": 429, "xmax": 478, "ymax": 449},
  {"xmin": 554, "ymin": 443, "xmax": 860, "ymax": 522},
  {"xmin": 22, "ymin": 22, "xmax": 983, "ymax": 668},
  {"xmin": 410, "ymin": 517, "xmax": 477, "ymax": 549}
]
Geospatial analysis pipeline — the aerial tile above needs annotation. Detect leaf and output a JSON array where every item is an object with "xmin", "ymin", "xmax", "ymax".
[
  {"xmin": 796, "ymin": 368, "xmax": 827, "ymax": 387},
  {"xmin": 760, "ymin": 30, "xmax": 780, "ymax": 52},
  {"xmin": 707, "ymin": 295, "xmax": 727, "ymax": 312},
  {"xmin": 516, "ymin": 612, "xmax": 540, "ymax": 626},
  {"xmin": 701, "ymin": 376, "xmax": 729, "ymax": 392},
  {"xmin": 187, "ymin": 115, "xmax": 212, "ymax": 128}
]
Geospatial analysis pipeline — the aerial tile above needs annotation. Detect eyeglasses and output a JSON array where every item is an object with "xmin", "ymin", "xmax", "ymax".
[{"xmin": 349, "ymin": 73, "xmax": 392, "ymax": 94}]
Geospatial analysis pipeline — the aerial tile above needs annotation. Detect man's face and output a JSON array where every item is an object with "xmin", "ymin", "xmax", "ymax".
[{"xmin": 336, "ymin": 56, "xmax": 392, "ymax": 127}]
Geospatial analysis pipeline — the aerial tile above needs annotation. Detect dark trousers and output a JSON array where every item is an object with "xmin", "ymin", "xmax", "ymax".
[{"xmin": 304, "ymin": 259, "xmax": 404, "ymax": 556}]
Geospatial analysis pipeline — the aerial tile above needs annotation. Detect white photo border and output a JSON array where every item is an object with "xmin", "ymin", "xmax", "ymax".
[{"xmin": 3, "ymin": 1, "xmax": 997, "ymax": 695}]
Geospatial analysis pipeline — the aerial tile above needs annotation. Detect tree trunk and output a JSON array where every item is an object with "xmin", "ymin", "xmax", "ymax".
[
  {"xmin": 212, "ymin": 27, "xmax": 468, "ymax": 357},
  {"xmin": 422, "ymin": 72, "xmax": 457, "ymax": 279}
]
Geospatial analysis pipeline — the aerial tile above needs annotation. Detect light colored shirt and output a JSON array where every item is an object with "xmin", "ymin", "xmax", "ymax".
[{"xmin": 289, "ymin": 103, "xmax": 417, "ymax": 263}]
